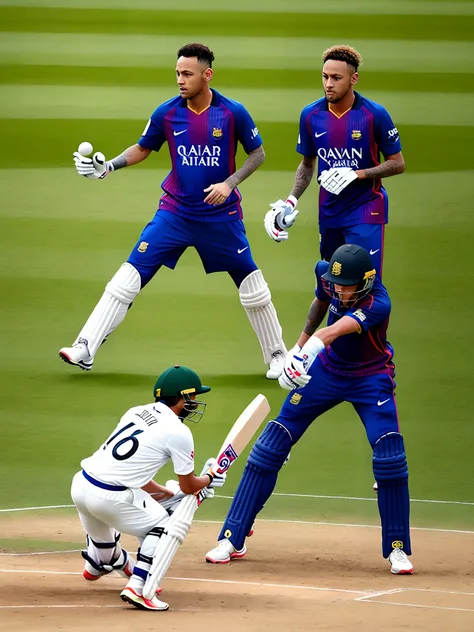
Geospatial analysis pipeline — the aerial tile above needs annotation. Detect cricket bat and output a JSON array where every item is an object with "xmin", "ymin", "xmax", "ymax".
[{"xmin": 142, "ymin": 394, "xmax": 270, "ymax": 600}]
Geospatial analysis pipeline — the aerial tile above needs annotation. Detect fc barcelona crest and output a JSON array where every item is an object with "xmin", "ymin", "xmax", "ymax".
[
  {"xmin": 352, "ymin": 129, "xmax": 362, "ymax": 140},
  {"xmin": 212, "ymin": 127, "xmax": 223, "ymax": 138}
]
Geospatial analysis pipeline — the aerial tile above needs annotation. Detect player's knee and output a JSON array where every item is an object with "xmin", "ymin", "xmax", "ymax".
[
  {"xmin": 105, "ymin": 262, "xmax": 142, "ymax": 304},
  {"xmin": 248, "ymin": 421, "xmax": 292, "ymax": 473},
  {"xmin": 372, "ymin": 432, "xmax": 408, "ymax": 484},
  {"xmin": 140, "ymin": 526, "xmax": 166, "ymax": 558},
  {"xmin": 239, "ymin": 269, "xmax": 271, "ymax": 309}
]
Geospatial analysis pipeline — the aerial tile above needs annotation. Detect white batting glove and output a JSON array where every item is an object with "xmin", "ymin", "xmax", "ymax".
[
  {"xmin": 197, "ymin": 486, "xmax": 215, "ymax": 502},
  {"xmin": 279, "ymin": 353, "xmax": 312, "ymax": 391},
  {"xmin": 278, "ymin": 336, "xmax": 326, "ymax": 391},
  {"xmin": 264, "ymin": 198, "xmax": 299, "ymax": 242},
  {"xmin": 73, "ymin": 151, "xmax": 109, "ymax": 179},
  {"xmin": 286, "ymin": 344, "xmax": 302, "ymax": 358},
  {"xmin": 318, "ymin": 167, "xmax": 358, "ymax": 195},
  {"xmin": 201, "ymin": 457, "xmax": 227, "ymax": 488}
]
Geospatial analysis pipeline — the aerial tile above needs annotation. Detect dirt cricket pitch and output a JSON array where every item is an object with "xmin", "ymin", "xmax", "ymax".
[{"xmin": 0, "ymin": 514, "xmax": 473, "ymax": 631}]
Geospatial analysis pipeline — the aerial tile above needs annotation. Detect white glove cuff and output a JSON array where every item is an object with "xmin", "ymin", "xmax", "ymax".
[
  {"xmin": 300, "ymin": 336, "xmax": 325, "ymax": 365},
  {"xmin": 286, "ymin": 195, "xmax": 298, "ymax": 208}
]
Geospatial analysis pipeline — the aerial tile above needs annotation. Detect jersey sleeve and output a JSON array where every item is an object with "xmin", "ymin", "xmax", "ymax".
[
  {"xmin": 374, "ymin": 106, "xmax": 402, "ymax": 157},
  {"xmin": 296, "ymin": 107, "xmax": 316, "ymax": 157},
  {"xmin": 166, "ymin": 427, "xmax": 195, "ymax": 476},
  {"xmin": 314, "ymin": 261, "xmax": 331, "ymax": 301},
  {"xmin": 233, "ymin": 103, "xmax": 263, "ymax": 153},
  {"xmin": 137, "ymin": 106, "xmax": 167, "ymax": 152},
  {"xmin": 346, "ymin": 290, "xmax": 391, "ymax": 332}
]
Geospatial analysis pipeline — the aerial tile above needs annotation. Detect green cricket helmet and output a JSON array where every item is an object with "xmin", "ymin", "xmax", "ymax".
[
  {"xmin": 153, "ymin": 365, "xmax": 211, "ymax": 423},
  {"xmin": 322, "ymin": 244, "xmax": 376, "ymax": 306}
]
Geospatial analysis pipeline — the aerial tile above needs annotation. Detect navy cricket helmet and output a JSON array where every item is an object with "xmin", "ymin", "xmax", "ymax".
[{"xmin": 322, "ymin": 244, "xmax": 376, "ymax": 305}]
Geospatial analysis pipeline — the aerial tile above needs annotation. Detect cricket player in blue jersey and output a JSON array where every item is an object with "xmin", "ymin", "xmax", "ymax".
[
  {"xmin": 60, "ymin": 43, "xmax": 287, "ymax": 379},
  {"xmin": 206, "ymin": 245, "xmax": 413, "ymax": 575},
  {"xmin": 264, "ymin": 45, "xmax": 405, "ymax": 277}
]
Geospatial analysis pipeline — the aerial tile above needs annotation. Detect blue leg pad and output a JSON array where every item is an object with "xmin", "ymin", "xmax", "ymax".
[
  {"xmin": 373, "ymin": 432, "xmax": 411, "ymax": 558},
  {"xmin": 218, "ymin": 421, "xmax": 292, "ymax": 550}
]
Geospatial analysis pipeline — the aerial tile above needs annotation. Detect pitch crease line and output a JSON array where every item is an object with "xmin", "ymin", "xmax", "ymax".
[
  {"xmin": 359, "ymin": 600, "xmax": 474, "ymax": 613},
  {"xmin": 0, "ymin": 568, "xmax": 370, "ymax": 595},
  {"xmin": 194, "ymin": 519, "xmax": 474, "ymax": 535}
]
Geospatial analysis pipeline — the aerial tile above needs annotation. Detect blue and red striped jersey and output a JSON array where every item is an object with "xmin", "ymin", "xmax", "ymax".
[
  {"xmin": 314, "ymin": 260, "xmax": 395, "ymax": 377},
  {"xmin": 138, "ymin": 89, "xmax": 262, "ymax": 222},
  {"xmin": 297, "ymin": 92, "xmax": 401, "ymax": 229}
]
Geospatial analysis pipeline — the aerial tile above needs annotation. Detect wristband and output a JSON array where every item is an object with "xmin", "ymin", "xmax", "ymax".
[
  {"xmin": 286, "ymin": 195, "xmax": 298, "ymax": 208},
  {"xmin": 206, "ymin": 472, "xmax": 214, "ymax": 486},
  {"xmin": 300, "ymin": 336, "xmax": 325, "ymax": 367}
]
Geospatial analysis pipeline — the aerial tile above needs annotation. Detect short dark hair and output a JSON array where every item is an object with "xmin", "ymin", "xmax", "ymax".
[
  {"xmin": 322, "ymin": 45, "xmax": 362, "ymax": 72},
  {"xmin": 177, "ymin": 43, "xmax": 215, "ymax": 68}
]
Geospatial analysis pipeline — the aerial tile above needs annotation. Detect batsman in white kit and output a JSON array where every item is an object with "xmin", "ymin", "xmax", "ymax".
[{"xmin": 70, "ymin": 365, "xmax": 226, "ymax": 612}]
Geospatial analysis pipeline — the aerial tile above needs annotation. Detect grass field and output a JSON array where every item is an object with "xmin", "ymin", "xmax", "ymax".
[{"xmin": 1, "ymin": 0, "xmax": 473, "ymax": 538}]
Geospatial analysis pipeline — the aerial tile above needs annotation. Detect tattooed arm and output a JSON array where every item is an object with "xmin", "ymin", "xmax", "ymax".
[
  {"xmin": 107, "ymin": 144, "xmax": 152, "ymax": 172},
  {"xmin": 356, "ymin": 151, "xmax": 405, "ymax": 180},
  {"xmin": 225, "ymin": 145, "xmax": 265, "ymax": 190},
  {"xmin": 204, "ymin": 145, "xmax": 265, "ymax": 205},
  {"xmin": 297, "ymin": 298, "xmax": 330, "ymax": 348},
  {"xmin": 290, "ymin": 155, "xmax": 316, "ymax": 199}
]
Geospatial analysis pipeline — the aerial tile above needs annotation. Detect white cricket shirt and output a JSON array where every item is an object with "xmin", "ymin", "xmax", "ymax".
[{"xmin": 81, "ymin": 401, "xmax": 195, "ymax": 488}]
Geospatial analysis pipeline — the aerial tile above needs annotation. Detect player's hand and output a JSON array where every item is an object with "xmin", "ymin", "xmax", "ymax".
[
  {"xmin": 203, "ymin": 182, "xmax": 232, "ymax": 205},
  {"xmin": 318, "ymin": 167, "xmax": 358, "ymax": 195},
  {"xmin": 278, "ymin": 353, "xmax": 312, "ymax": 391},
  {"xmin": 264, "ymin": 199, "xmax": 299, "ymax": 242},
  {"xmin": 201, "ymin": 457, "xmax": 227, "ymax": 488},
  {"xmin": 73, "ymin": 151, "xmax": 109, "ymax": 179},
  {"xmin": 197, "ymin": 486, "xmax": 215, "ymax": 502}
]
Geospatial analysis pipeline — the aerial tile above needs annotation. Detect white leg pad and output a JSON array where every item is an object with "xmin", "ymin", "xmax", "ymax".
[
  {"xmin": 239, "ymin": 269, "xmax": 286, "ymax": 363},
  {"xmin": 74, "ymin": 262, "xmax": 141, "ymax": 356},
  {"xmin": 142, "ymin": 495, "xmax": 198, "ymax": 600}
]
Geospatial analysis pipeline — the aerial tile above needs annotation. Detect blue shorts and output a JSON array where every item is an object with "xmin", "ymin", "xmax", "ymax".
[
  {"xmin": 127, "ymin": 210, "xmax": 258, "ymax": 286},
  {"xmin": 277, "ymin": 357, "xmax": 399, "ymax": 448},
  {"xmin": 320, "ymin": 224, "xmax": 385, "ymax": 277}
]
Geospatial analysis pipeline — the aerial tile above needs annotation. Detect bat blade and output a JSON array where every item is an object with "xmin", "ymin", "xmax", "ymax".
[{"xmin": 214, "ymin": 394, "xmax": 270, "ymax": 474}]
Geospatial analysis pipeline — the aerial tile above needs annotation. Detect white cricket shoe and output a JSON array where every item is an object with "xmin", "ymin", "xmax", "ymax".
[
  {"xmin": 266, "ymin": 350, "xmax": 285, "ymax": 379},
  {"xmin": 389, "ymin": 548, "xmax": 413, "ymax": 575},
  {"xmin": 59, "ymin": 338, "xmax": 94, "ymax": 370},
  {"xmin": 120, "ymin": 587, "xmax": 169, "ymax": 611},
  {"xmin": 205, "ymin": 539, "xmax": 247, "ymax": 564}
]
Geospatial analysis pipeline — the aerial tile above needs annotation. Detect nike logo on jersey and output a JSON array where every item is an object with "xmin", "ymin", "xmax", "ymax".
[
  {"xmin": 173, "ymin": 129, "xmax": 187, "ymax": 136},
  {"xmin": 237, "ymin": 247, "xmax": 249, "ymax": 254},
  {"xmin": 370, "ymin": 249, "xmax": 380, "ymax": 255},
  {"xmin": 377, "ymin": 398, "xmax": 391, "ymax": 406},
  {"xmin": 315, "ymin": 132, "xmax": 327, "ymax": 138}
]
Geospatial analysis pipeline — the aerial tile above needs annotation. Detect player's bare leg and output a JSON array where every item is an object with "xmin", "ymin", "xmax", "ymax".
[
  {"xmin": 59, "ymin": 262, "xmax": 141, "ymax": 370},
  {"xmin": 239, "ymin": 269, "xmax": 287, "ymax": 379}
]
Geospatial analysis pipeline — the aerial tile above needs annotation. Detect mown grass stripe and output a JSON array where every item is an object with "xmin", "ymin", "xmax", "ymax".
[
  {"xmin": 1, "ymin": 6, "xmax": 472, "ymax": 40},
  {"xmin": 3, "ymin": 65, "xmax": 474, "ymax": 94},
  {"xmin": 1, "ymin": 84, "xmax": 471, "ymax": 128},
  {"xmin": 0, "ymin": 119, "xmax": 472, "ymax": 173},
  {"xmin": 1, "ymin": 33, "xmax": 473, "ymax": 73},
  {"xmin": 1, "ymin": 169, "xmax": 472, "ymax": 230},
  {"xmin": 1, "ymin": 0, "xmax": 474, "ymax": 17}
]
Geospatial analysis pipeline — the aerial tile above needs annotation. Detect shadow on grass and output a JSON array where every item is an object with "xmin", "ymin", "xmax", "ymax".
[{"xmin": 56, "ymin": 371, "xmax": 273, "ymax": 390}]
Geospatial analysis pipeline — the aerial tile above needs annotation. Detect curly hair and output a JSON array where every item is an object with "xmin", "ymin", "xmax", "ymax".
[
  {"xmin": 322, "ymin": 45, "xmax": 362, "ymax": 72},
  {"xmin": 177, "ymin": 43, "xmax": 215, "ymax": 68}
]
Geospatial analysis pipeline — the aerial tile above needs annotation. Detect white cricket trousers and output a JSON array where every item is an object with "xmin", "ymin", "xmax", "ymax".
[{"xmin": 71, "ymin": 471, "xmax": 169, "ymax": 542}]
